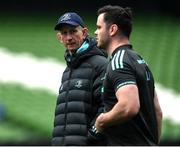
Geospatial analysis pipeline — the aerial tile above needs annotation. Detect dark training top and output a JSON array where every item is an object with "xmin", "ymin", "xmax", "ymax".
[{"xmin": 102, "ymin": 44, "xmax": 159, "ymax": 145}]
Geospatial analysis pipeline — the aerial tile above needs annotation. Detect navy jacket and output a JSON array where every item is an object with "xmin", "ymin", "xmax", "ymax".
[{"xmin": 52, "ymin": 37, "xmax": 108, "ymax": 145}]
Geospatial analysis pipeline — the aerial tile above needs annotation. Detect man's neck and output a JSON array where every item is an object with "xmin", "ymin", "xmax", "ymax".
[{"xmin": 108, "ymin": 37, "xmax": 130, "ymax": 55}]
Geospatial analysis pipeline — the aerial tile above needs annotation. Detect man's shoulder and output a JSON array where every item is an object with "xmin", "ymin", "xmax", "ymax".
[
  {"xmin": 109, "ymin": 48, "xmax": 138, "ymax": 71},
  {"xmin": 117, "ymin": 48, "xmax": 142, "ymax": 65},
  {"xmin": 85, "ymin": 55, "xmax": 108, "ymax": 73},
  {"xmin": 88, "ymin": 54, "xmax": 108, "ymax": 66}
]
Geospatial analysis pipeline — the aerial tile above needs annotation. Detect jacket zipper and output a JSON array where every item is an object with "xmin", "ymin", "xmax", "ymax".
[{"xmin": 62, "ymin": 67, "xmax": 72, "ymax": 145}]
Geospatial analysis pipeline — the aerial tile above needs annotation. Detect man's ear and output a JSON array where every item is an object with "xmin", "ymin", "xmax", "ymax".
[
  {"xmin": 82, "ymin": 27, "xmax": 88, "ymax": 39},
  {"xmin": 56, "ymin": 32, "xmax": 63, "ymax": 43},
  {"xmin": 109, "ymin": 24, "xmax": 118, "ymax": 37}
]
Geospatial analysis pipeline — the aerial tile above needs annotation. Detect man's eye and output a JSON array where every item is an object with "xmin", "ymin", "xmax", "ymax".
[
  {"xmin": 71, "ymin": 29, "xmax": 77, "ymax": 33},
  {"xmin": 61, "ymin": 32, "xmax": 67, "ymax": 35}
]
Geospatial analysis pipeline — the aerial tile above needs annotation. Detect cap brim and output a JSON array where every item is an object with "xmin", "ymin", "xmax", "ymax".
[{"xmin": 54, "ymin": 21, "xmax": 79, "ymax": 30}]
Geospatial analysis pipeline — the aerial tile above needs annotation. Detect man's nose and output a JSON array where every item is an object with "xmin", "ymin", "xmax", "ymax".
[
  {"xmin": 94, "ymin": 29, "xmax": 97, "ymax": 36},
  {"xmin": 66, "ymin": 34, "xmax": 73, "ymax": 40}
]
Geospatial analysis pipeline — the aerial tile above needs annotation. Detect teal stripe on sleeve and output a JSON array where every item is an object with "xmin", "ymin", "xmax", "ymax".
[{"xmin": 116, "ymin": 81, "xmax": 136, "ymax": 90}]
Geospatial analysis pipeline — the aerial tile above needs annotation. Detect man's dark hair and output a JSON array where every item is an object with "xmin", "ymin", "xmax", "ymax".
[{"xmin": 98, "ymin": 5, "xmax": 133, "ymax": 38}]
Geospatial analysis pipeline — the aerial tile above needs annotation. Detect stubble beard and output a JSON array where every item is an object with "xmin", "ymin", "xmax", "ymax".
[{"xmin": 98, "ymin": 38, "xmax": 109, "ymax": 51}]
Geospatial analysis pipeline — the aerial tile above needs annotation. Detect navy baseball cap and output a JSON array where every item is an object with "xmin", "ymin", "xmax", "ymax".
[{"xmin": 54, "ymin": 12, "xmax": 85, "ymax": 30}]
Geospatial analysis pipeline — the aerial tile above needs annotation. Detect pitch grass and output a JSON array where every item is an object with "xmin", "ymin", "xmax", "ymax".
[
  {"xmin": 0, "ymin": 121, "xmax": 41, "ymax": 143},
  {"xmin": 0, "ymin": 83, "xmax": 56, "ymax": 142},
  {"xmin": 162, "ymin": 119, "xmax": 180, "ymax": 140},
  {"xmin": 0, "ymin": 13, "xmax": 180, "ymax": 143},
  {"xmin": 0, "ymin": 83, "xmax": 56, "ymax": 135}
]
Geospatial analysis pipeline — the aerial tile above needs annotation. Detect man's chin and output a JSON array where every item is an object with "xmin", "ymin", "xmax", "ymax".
[
  {"xmin": 97, "ymin": 44, "xmax": 105, "ymax": 50},
  {"xmin": 67, "ymin": 47, "xmax": 77, "ymax": 52},
  {"xmin": 97, "ymin": 43, "xmax": 101, "ymax": 48}
]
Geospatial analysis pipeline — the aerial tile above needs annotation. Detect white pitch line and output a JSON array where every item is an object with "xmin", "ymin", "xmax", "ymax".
[
  {"xmin": 0, "ymin": 47, "xmax": 65, "ymax": 94},
  {"xmin": 0, "ymin": 47, "xmax": 179, "ymax": 123}
]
